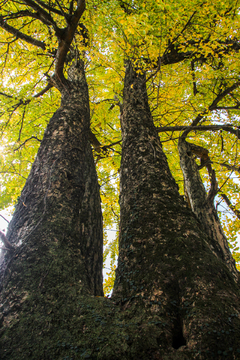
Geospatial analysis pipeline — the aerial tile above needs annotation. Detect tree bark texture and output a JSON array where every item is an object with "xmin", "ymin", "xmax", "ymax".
[
  {"xmin": 0, "ymin": 61, "xmax": 104, "ymax": 357},
  {"xmin": 112, "ymin": 62, "xmax": 240, "ymax": 358},
  {"xmin": 178, "ymin": 137, "xmax": 238, "ymax": 281}
]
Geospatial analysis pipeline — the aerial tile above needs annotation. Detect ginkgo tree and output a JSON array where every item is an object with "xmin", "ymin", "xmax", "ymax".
[{"xmin": 0, "ymin": 0, "xmax": 240, "ymax": 359}]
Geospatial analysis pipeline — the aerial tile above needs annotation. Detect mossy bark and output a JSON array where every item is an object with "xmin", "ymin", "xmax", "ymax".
[{"xmin": 0, "ymin": 61, "xmax": 240, "ymax": 360}]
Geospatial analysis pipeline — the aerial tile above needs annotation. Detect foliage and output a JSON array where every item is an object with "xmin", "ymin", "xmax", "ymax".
[{"xmin": 0, "ymin": 0, "xmax": 239, "ymax": 292}]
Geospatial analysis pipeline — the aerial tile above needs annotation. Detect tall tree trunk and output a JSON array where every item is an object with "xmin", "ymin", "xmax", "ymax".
[
  {"xmin": 112, "ymin": 61, "xmax": 240, "ymax": 358},
  {"xmin": 0, "ymin": 60, "xmax": 103, "ymax": 357},
  {"xmin": 178, "ymin": 137, "xmax": 238, "ymax": 281}
]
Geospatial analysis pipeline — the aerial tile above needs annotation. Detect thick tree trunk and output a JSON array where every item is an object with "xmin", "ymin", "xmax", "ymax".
[
  {"xmin": 112, "ymin": 62, "xmax": 240, "ymax": 358},
  {"xmin": 178, "ymin": 137, "xmax": 238, "ymax": 281},
  {"xmin": 0, "ymin": 62, "xmax": 240, "ymax": 360},
  {"xmin": 0, "ymin": 61, "xmax": 103, "ymax": 357}
]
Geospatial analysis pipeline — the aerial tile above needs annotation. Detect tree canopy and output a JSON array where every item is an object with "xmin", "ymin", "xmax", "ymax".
[{"xmin": 0, "ymin": 0, "xmax": 240, "ymax": 294}]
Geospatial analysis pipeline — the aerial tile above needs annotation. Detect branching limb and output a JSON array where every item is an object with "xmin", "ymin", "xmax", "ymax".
[
  {"xmin": 18, "ymin": 106, "xmax": 27, "ymax": 142},
  {"xmin": 178, "ymin": 136, "xmax": 238, "ymax": 279},
  {"xmin": 209, "ymin": 81, "xmax": 240, "ymax": 111},
  {"xmin": 157, "ymin": 39, "xmax": 240, "ymax": 67},
  {"xmin": 3, "ymin": 9, "xmax": 61, "ymax": 31},
  {"xmin": 14, "ymin": 136, "xmax": 42, "ymax": 152},
  {"xmin": 22, "ymin": 0, "xmax": 60, "ymax": 31},
  {"xmin": 0, "ymin": 16, "xmax": 46, "ymax": 50},
  {"xmin": 34, "ymin": 0, "xmax": 63, "ymax": 16},
  {"xmin": 156, "ymin": 125, "xmax": 240, "ymax": 139},
  {"xmin": 180, "ymin": 82, "xmax": 240, "ymax": 140},
  {"xmin": 69, "ymin": 0, "xmax": 74, "ymax": 15},
  {"xmin": 3, "ymin": 10, "xmax": 39, "ymax": 20},
  {"xmin": 101, "ymin": 140, "xmax": 122, "ymax": 154},
  {"xmin": 118, "ymin": 0, "xmax": 137, "ymax": 14},
  {"xmin": 89, "ymin": 131, "xmax": 101, "ymax": 152},
  {"xmin": 55, "ymin": 0, "xmax": 69, "ymax": 23},
  {"xmin": 0, "ymin": 170, "xmax": 27, "ymax": 180},
  {"xmin": 0, "ymin": 83, "xmax": 52, "ymax": 138},
  {"xmin": 89, "ymin": 128, "xmax": 121, "ymax": 154},
  {"xmin": 55, "ymin": 0, "xmax": 86, "ymax": 81}
]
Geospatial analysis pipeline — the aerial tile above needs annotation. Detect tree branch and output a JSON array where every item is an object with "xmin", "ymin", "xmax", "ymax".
[
  {"xmin": 0, "ymin": 16, "xmax": 46, "ymax": 50},
  {"xmin": 219, "ymin": 192, "xmax": 240, "ymax": 219},
  {"xmin": 219, "ymin": 162, "xmax": 240, "ymax": 174},
  {"xmin": 156, "ymin": 124, "xmax": 240, "ymax": 139},
  {"xmin": 23, "ymin": 0, "xmax": 60, "ymax": 31},
  {"xmin": 55, "ymin": 0, "xmax": 68, "ymax": 22},
  {"xmin": 3, "ymin": 10, "xmax": 38, "ymax": 20},
  {"xmin": 0, "ymin": 91, "xmax": 14, "ymax": 99},
  {"xmin": 209, "ymin": 81, "xmax": 240, "ymax": 111},
  {"xmin": 146, "ymin": 39, "xmax": 240, "ymax": 72},
  {"xmin": 2, "ymin": 9, "xmax": 60, "ymax": 30},
  {"xmin": 69, "ymin": 1, "xmax": 74, "ymax": 15},
  {"xmin": 34, "ymin": 0, "xmax": 63, "ymax": 16},
  {"xmin": 14, "ymin": 136, "xmax": 42, "ymax": 152},
  {"xmin": 179, "ymin": 82, "xmax": 240, "ymax": 140},
  {"xmin": 55, "ymin": 0, "xmax": 86, "ymax": 81},
  {"xmin": 0, "ymin": 214, "xmax": 9, "ymax": 224},
  {"xmin": 89, "ymin": 130, "xmax": 101, "ymax": 152},
  {"xmin": 33, "ymin": 83, "xmax": 53, "ymax": 98}
]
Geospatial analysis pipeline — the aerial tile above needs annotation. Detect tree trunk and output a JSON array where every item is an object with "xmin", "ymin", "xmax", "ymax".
[
  {"xmin": 0, "ymin": 60, "xmax": 103, "ymax": 357},
  {"xmin": 178, "ymin": 137, "xmax": 238, "ymax": 281},
  {"xmin": 112, "ymin": 62, "xmax": 240, "ymax": 358},
  {"xmin": 1, "ymin": 62, "xmax": 240, "ymax": 360}
]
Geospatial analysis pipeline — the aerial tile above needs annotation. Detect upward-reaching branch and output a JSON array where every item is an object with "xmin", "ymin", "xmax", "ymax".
[
  {"xmin": 55, "ymin": 0, "xmax": 86, "ymax": 81},
  {"xmin": 23, "ymin": 0, "xmax": 60, "ymax": 31},
  {"xmin": 180, "ymin": 81, "xmax": 240, "ymax": 140},
  {"xmin": 34, "ymin": 0, "xmax": 63, "ymax": 16}
]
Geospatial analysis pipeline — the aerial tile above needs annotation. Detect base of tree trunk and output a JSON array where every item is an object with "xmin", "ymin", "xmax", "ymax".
[{"xmin": 1, "ymin": 287, "xmax": 240, "ymax": 360}]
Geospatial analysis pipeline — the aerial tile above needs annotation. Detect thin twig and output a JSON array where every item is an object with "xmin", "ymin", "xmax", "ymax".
[
  {"xmin": 14, "ymin": 136, "xmax": 42, "ymax": 152},
  {"xmin": 0, "ymin": 214, "xmax": 9, "ymax": 223}
]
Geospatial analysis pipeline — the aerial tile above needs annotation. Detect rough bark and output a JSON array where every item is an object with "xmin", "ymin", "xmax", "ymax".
[
  {"xmin": 178, "ymin": 137, "xmax": 238, "ymax": 281},
  {"xmin": 0, "ymin": 60, "xmax": 104, "ymax": 357},
  {"xmin": 112, "ymin": 62, "xmax": 240, "ymax": 358}
]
